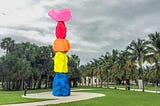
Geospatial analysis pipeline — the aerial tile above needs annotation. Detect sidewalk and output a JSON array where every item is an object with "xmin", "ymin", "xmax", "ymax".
[
  {"xmin": 1, "ymin": 90, "xmax": 105, "ymax": 106},
  {"xmin": 106, "ymin": 86, "xmax": 160, "ymax": 93}
]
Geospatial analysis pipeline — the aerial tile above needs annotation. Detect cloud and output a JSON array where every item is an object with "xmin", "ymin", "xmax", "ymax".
[{"xmin": 0, "ymin": 0, "xmax": 160, "ymax": 64}]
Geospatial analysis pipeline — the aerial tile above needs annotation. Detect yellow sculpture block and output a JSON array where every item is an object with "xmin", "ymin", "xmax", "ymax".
[{"xmin": 54, "ymin": 52, "xmax": 68, "ymax": 73}]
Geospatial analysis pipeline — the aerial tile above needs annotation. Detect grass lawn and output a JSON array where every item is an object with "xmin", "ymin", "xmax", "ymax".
[
  {"xmin": 108, "ymin": 84, "xmax": 160, "ymax": 91},
  {"xmin": 1, "ymin": 87, "xmax": 160, "ymax": 106},
  {"xmin": 47, "ymin": 87, "xmax": 160, "ymax": 106},
  {"xmin": 0, "ymin": 88, "xmax": 52, "ymax": 105}
]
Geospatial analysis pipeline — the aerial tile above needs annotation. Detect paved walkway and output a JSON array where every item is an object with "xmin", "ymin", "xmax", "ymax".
[
  {"xmin": 2, "ymin": 87, "xmax": 159, "ymax": 106},
  {"xmin": 107, "ymin": 86, "xmax": 160, "ymax": 93},
  {"xmin": 2, "ymin": 90, "xmax": 105, "ymax": 106}
]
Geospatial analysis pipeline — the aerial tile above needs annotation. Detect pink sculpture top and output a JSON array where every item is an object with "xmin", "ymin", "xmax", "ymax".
[{"xmin": 48, "ymin": 8, "xmax": 72, "ymax": 22}]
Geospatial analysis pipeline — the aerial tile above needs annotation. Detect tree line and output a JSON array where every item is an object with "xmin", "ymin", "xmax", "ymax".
[
  {"xmin": 79, "ymin": 32, "xmax": 160, "ymax": 92},
  {"xmin": 0, "ymin": 37, "xmax": 80, "ymax": 90}
]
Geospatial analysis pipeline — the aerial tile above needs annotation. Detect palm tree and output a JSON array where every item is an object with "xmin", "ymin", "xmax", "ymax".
[
  {"xmin": 94, "ymin": 58, "xmax": 105, "ymax": 88},
  {"xmin": 116, "ymin": 50, "xmax": 137, "ymax": 90},
  {"xmin": 78, "ymin": 65, "xmax": 86, "ymax": 86},
  {"xmin": 0, "ymin": 52, "xmax": 18, "ymax": 90},
  {"xmin": 0, "ymin": 56, "xmax": 7, "ymax": 89},
  {"xmin": 0, "ymin": 37, "xmax": 56, "ymax": 90},
  {"xmin": 68, "ymin": 54, "xmax": 80, "ymax": 87},
  {"xmin": 99, "ymin": 52, "xmax": 110, "ymax": 88},
  {"xmin": 15, "ymin": 58, "xmax": 31, "ymax": 90},
  {"xmin": 143, "ymin": 66, "xmax": 155, "ymax": 85},
  {"xmin": 14, "ymin": 42, "xmax": 39, "ymax": 89},
  {"xmin": 127, "ymin": 39, "xmax": 150, "ymax": 92},
  {"xmin": 83, "ymin": 63, "xmax": 92, "ymax": 86},
  {"xmin": 89, "ymin": 59, "xmax": 99, "ymax": 87},
  {"xmin": 90, "ymin": 59, "xmax": 97, "ymax": 87},
  {"xmin": 148, "ymin": 32, "xmax": 160, "ymax": 87},
  {"xmin": 110, "ymin": 49, "xmax": 119, "ymax": 89},
  {"xmin": 0, "ymin": 37, "xmax": 15, "ymax": 53},
  {"xmin": 0, "ymin": 59, "xmax": 2, "ymax": 82},
  {"xmin": 82, "ymin": 63, "xmax": 94, "ymax": 86},
  {"xmin": 116, "ymin": 51, "xmax": 128, "ymax": 89},
  {"xmin": 36, "ymin": 46, "xmax": 52, "ymax": 89}
]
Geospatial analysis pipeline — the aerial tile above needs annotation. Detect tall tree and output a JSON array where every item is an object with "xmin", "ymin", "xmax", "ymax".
[
  {"xmin": 36, "ymin": 46, "xmax": 53, "ymax": 89},
  {"xmin": 78, "ymin": 65, "xmax": 86, "ymax": 86},
  {"xmin": 68, "ymin": 54, "xmax": 80, "ymax": 87},
  {"xmin": 0, "ymin": 37, "xmax": 15, "ymax": 53},
  {"xmin": 0, "ymin": 53, "xmax": 18, "ymax": 90},
  {"xmin": 110, "ymin": 49, "xmax": 119, "ymax": 89},
  {"xmin": 0, "ymin": 37, "xmax": 55, "ymax": 90},
  {"xmin": 116, "ymin": 50, "xmax": 136, "ymax": 90},
  {"xmin": 127, "ymin": 39, "xmax": 150, "ymax": 92},
  {"xmin": 93, "ymin": 58, "xmax": 104, "ymax": 88},
  {"xmin": 99, "ymin": 52, "xmax": 110, "ymax": 88},
  {"xmin": 148, "ymin": 32, "xmax": 160, "ymax": 86}
]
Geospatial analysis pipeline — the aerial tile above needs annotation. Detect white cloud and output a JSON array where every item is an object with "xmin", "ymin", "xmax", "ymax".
[
  {"xmin": 0, "ymin": 0, "xmax": 160, "ymax": 65},
  {"xmin": 0, "ymin": 0, "xmax": 45, "ymax": 25},
  {"xmin": 0, "ymin": 27, "xmax": 54, "ymax": 44}
]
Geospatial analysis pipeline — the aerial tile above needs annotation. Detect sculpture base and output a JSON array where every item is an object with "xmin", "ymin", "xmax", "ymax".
[{"xmin": 52, "ymin": 73, "xmax": 70, "ymax": 96}]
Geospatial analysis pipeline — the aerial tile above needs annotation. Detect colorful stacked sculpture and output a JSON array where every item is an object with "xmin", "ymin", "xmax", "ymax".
[{"xmin": 48, "ymin": 8, "xmax": 72, "ymax": 96}]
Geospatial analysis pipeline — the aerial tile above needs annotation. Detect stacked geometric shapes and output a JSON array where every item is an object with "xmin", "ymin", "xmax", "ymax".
[
  {"xmin": 53, "ymin": 39, "xmax": 70, "ymax": 52},
  {"xmin": 53, "ymin": 73, "xmax": 70, "ymax": 96},
  {"xmin": 48, "ymin": 8, "xmax": 72, "ymax": 96},
  {"xmin": 55, "ymin": 21, "xmax": 67, "ymax": 39},
  {"xmin": 54, "ymin": 52, "xmax": 68, "ymax": 73}
]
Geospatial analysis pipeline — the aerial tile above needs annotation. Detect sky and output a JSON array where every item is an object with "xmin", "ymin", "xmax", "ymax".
[{"xmin": 0, "ymin": 0, "xmax": 160, "ymax": 65}]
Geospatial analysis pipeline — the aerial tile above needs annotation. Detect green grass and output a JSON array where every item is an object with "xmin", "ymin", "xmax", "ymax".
[
  {"xmin": 1, "ymin": 87, "xmax": 160, "ymax": 106},
  {"xmin": 108, "ymin": 84, "xmax": 139, "ymax": 89},
  {"xmin": 108, "ymin": 84, "xmax": 160, "ymax": 91},
  {"xmin": 0, "ymin": 88, "xmax": 52, "ymax": 105},
  {"xmin": 47, "ymin": 87, "xmax": 160, "ymax": 106}
]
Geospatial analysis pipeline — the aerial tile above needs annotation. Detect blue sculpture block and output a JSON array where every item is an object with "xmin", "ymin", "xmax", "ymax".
[{"xmin": 52, "ymin": 73, "xmax": 70, "ymax": 96}]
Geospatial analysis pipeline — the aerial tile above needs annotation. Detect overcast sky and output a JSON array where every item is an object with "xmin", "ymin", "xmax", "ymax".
[{"xmin": 0, "ymin": 0, "xmax": 160, "ymax": 65}]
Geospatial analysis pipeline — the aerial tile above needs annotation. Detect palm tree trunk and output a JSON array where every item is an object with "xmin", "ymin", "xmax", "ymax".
[
  {"xmin": 12, "ymin": 81, "xmax": 14, "ymax": 90},
  {"xmin": 37, "ymin": 75, "xmax": 42, "ymax": 89},
  {"xmin": 8, "ymin": 81, "xmax": 11, "ymax": 90},
  {"xmin": 156, "ymin": 61, "xmax": 159, "ymax": 87},
  {"xmin": 141, "ymin": 68, "xmax": 145, "ymax": 92},
  {"xmin": 91, "ymin": 70, "xmax": 93, "ymax": 86},
  {"xmin": 48, "ymin": 76, "xmax": 52, "ymax": 88},
  {"xmin": 87, "ymin": 77, "xmax": 89, "ymax": 86},
  {"xmin": 91, "ymin": 77, "xmax": 93, "ymax": 87},
  {"xmin": 96, "ymin": 73, "xmax": 98, "ymax": 87},
  {"xmin": 20, "ymin": 79, "xmax": 24, "ymax": 90},
  {"xmin": 125, "ymin": 70, "xmax": 128, "ymax": 90},
  {"xmin": 142, "ymin": 77, "xmax": 145, "ymax": 92},
  {"xmin": 28, "ymin": 76, "xmax": 32, "ymax": 89},
  {"xmin": 33, "ymin": 75, "xmax": 37, "ymax": 89},
  {"xmin": 114, "ymin": 77, "xmax": 117, "ymax": 89},
  {"xmin": 139, "ymin": 60, "xmax": 144, "ymax": 92},
  {"xmin": 33, "ymin": 80, "xmax": 37, "ymax": 89},
  {"xmin": 45, "ymin": 75, "xmax": 48, "ymax": 89},
  {"xmin": 106, "ymin": 68, "xmax": 109, "ymax": 88},
  {"xmin": 125, "ymin": 69, "xmax": 130, "ymax": 90},
  {"xmin": 2, "ymin": 75, "xmax": 4, "ymax": 89},
  {"xmin": 100, "ymin": 71, "xmax": 103, "ymax": 88},
  {"xmin": 7, "ymin": 81, "xmax": 10, "ymax": 90}
]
